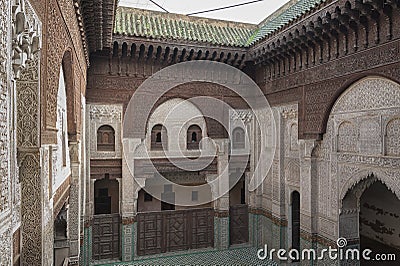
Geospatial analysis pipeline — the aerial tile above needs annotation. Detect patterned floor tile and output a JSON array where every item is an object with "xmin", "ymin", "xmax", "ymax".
[{"xmin": 95, "ymin": 247, "xmax": 277, "ymax": 266}]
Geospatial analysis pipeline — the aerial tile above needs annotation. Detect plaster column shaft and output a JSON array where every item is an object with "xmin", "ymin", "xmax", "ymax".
[{"xmin": 68, "ymin": 141, "xmax": 82, "ymax": 264}]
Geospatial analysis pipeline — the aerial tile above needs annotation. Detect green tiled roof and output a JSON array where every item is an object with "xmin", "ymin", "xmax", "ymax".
[
  {"xmin": 114, "ymin": 7, "xmax": 257, "ymax": 47},
  {"xmin": 115, "ymin": 1, "xmax": 326, "ymax": 47},
  {"xmin": 249, "ymin": 0, "xmax": 326, "ymax": 44}
]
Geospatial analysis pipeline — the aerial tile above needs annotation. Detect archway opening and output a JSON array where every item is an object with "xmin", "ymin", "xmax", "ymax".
[
  {"xmin": 229, "ymin": 174, "xmax": 248, "ymax": 246},
  {"xmin": 53, "ymin": 204, "xmax": 68, "ymax": 266},
  {"xmin": 360, "ymin": 181, "xmax": 400, "ymax": 264},
  {"xmin": 232, "ymin": 127, "xmax": 245, "ymax": 149},
  {"xmin": 92, "ymin": 178, "xmax": 121, "ymax": 260},
  {"xmin": 340, "ymin": 177, "xmax": 400, "ymax": 265},
  {"xmin": 291, "ymin": 190, "xmax": 300, "ymax": 260}
]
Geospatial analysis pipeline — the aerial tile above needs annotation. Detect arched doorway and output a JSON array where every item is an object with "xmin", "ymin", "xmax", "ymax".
[
  {"xmin": 53, "ymin": 204, "xmax": 68, "ymax": 266},
  {"xmin": 92, "ymin": 178, "xmax": 120, "ymax": 260},
  {"xmin": 229, "ymin": 174, "xmax": 248, "ymax": 246}
]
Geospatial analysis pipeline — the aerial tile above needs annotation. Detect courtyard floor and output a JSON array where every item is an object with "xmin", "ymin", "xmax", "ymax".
[{"xmin": 97, "ymin": 247, "xmax": 278, "ymax": 265}]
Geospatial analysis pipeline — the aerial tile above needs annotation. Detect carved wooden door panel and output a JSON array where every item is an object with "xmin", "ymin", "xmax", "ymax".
[
  {"xmin": 92, "ymin": 214, "xmax": 120, "ymax": 260},
  {"xmin": 164, "ymin": 211, "xmax": 188, "ymax": 252},
  {"xmin": 190, "ymin": 208, "xmax": 214, "ymax": 249},
  {"xmin": 137, "ymin": 208, "xmax": 214, "ymax": 256},
  {"xmin": 137, "ymin": 212, "xmax": 163, "ymax": 256},
  {"xmin": 230, "ymin": 204, "xmax": 249, "ymax": 245}
]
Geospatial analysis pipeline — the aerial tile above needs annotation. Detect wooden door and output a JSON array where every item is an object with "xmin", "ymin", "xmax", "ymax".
[
  {"xmin": 92, "ymin": 214, "xmax": 120, "ymax": 260},
  {"xmin": 230, "ymin": 204, "xmax": 249, "ymax": 245}
]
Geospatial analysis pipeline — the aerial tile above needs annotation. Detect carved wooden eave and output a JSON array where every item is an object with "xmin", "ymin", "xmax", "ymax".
[
  {"xmin": 249, "ymin": 0, "xmax": 399, "ymax": 65},
  {"xmin": 81, "ymin": 0, "xmax": 117, "ymax": 54},
  {"xmin": 104, "ymin": 36, "xmax": 249, "ymax": 69},
  {"xmin": 73, "ymin": 0, "xmax": 90, "ymax": 64}
]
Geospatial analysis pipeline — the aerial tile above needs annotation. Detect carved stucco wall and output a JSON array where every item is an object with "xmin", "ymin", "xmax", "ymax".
[
  {"xmin": 261, "ymin": 109, "xmax": 274, "ymax": 212},
  {"xmin": 230, "ymin": 109, "xmax": 252, "ymax": 156},
  {"xmin": 89, "ymin": 104, "xmax": 123, "ymax": 159},
  {"xmin": 264, "ymin": 104, "xmax": 299, "ymax": 219},
  {"xmin": 12, "ymin": 0, "xmax": 44, "ymax": 264},
  {"xmin": 0, "ymin": 0, "xmax": 12, "ymax": 264},
  {"xmin": 144, "ymin": 98, "xmax": 209, "ymax": 156},
  {"xmin": 315, "ymin": 77, "xmax": 400, "ymax": 241},
  {"xmin": 0, "ymin": 0, "xmax": 88, "ymax": 264}
]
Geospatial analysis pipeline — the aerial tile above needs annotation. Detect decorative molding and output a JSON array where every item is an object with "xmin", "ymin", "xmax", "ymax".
[
  {"xmin": 89, "ymin": 104, "xmax": 122, "ymax": 120},
  {"xmin": 337, "ymin": 154, "xmax": 400, "ymax": 168},
  {"xmin": 282, "ymin": 108, "xmax": 297, "ymax": 119}
]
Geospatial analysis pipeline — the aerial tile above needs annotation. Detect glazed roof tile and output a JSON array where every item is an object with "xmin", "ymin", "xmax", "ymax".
[
  {"xmin": 249, "ymin": 0, "xmax": 325, "ymax": 44},
  {"xmin": 114, "ymin": 7, "xmax": 256, "ymax": 47},
  {"xmin": 114, "ymin": 0, "xmax": 326, "ymax": 47}
]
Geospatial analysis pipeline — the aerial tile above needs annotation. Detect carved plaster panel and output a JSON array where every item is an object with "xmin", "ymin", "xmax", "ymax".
[
  {"xmin": 0, "ymin": 0, "xmax": 12, "ymax": 263},
  {"xmin": 315, "ymin": 77, "xmax": 400, "ymax": 240},
  {"xmin": 331, "ymin": 77, "xmax": 400, "ymax": 115},
  {"xmin": 285, "ymin": 160, "xmax": 300, "ymax": 187}
]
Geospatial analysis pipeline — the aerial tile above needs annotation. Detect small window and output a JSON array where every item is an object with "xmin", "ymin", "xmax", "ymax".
[
  {"xmin": 187, "ymin": 125, "xmax": 202, "ymax": 150},
  {"xmin": 232, "ymin": 127, "xmax": 245, "ymax": 149},
  {"xmin": 192, "ymin": 191, "xmax": 198, "ymax": 201},
  {"xmin": 151, "ymin": 124, "xmax": 167, "ymax": 150},
  {"xmin": 97, "ymin": 125, "xmax": 115, "ymax": 151}
]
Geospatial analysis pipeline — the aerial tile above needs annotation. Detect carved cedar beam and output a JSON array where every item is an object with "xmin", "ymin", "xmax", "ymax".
[
  {"xmin": 364, "ymin": 0, "xmax": 383, "ymax": 10},
  {"xmin": 354, "ymin": 0, "xmax": 374, "ymax": 15}
]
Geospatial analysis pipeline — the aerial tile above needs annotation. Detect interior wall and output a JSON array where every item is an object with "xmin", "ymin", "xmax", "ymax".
[
  {"xmin": 229, "ymin": 179, "xmax": 245, "ymax": 206},
  {"xmin": 137, "ymin": 190, "xmax": 161, "ymax": 212},
  {"xmin": 137, "ymin": 186, "xmax": 213, "ymax": 212}
]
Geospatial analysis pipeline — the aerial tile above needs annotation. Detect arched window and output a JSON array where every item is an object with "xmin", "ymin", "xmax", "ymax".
[
  {"xmin": 97, "ymin": 125, "xmax": 115, "ymax": 151},
  {"xmin": 151, "ymin": 124, "xmax": 167, "ymax": 150},
  {"xmin": 232, "ymin": 127, "xmax": 245, "ymax": 149},
  {"xmin": 187, "ymin": 125, "xmax": 202, "ymax": 150}
]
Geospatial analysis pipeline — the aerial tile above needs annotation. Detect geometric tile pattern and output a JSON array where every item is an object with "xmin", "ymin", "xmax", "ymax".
[{"xmin": 95, "ymin": 247, "xmax": 278, "ymax": 265}]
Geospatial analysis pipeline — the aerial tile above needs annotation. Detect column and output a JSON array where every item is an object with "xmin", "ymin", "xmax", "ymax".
[
  {"xmin": 19, "ymin": 149, "xmax": 42, "ymax": 265},
  {"xmin": 13, "ymin": 0, "xmax": 42, "ymax": 264},
  {"xmin": 68, "ymin": 141, "xmax": 81, "ymax": 264},
  {"xmin": 121, "ymin": 139, "xmax": 143, "ymax": 262},
  {"xmin": 208, "ymin": 139, "xmax": 230, "ymax": 250},
  {"xmin": 299, "ymin": 139, "xmax": 319, "ymax": 264}
]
